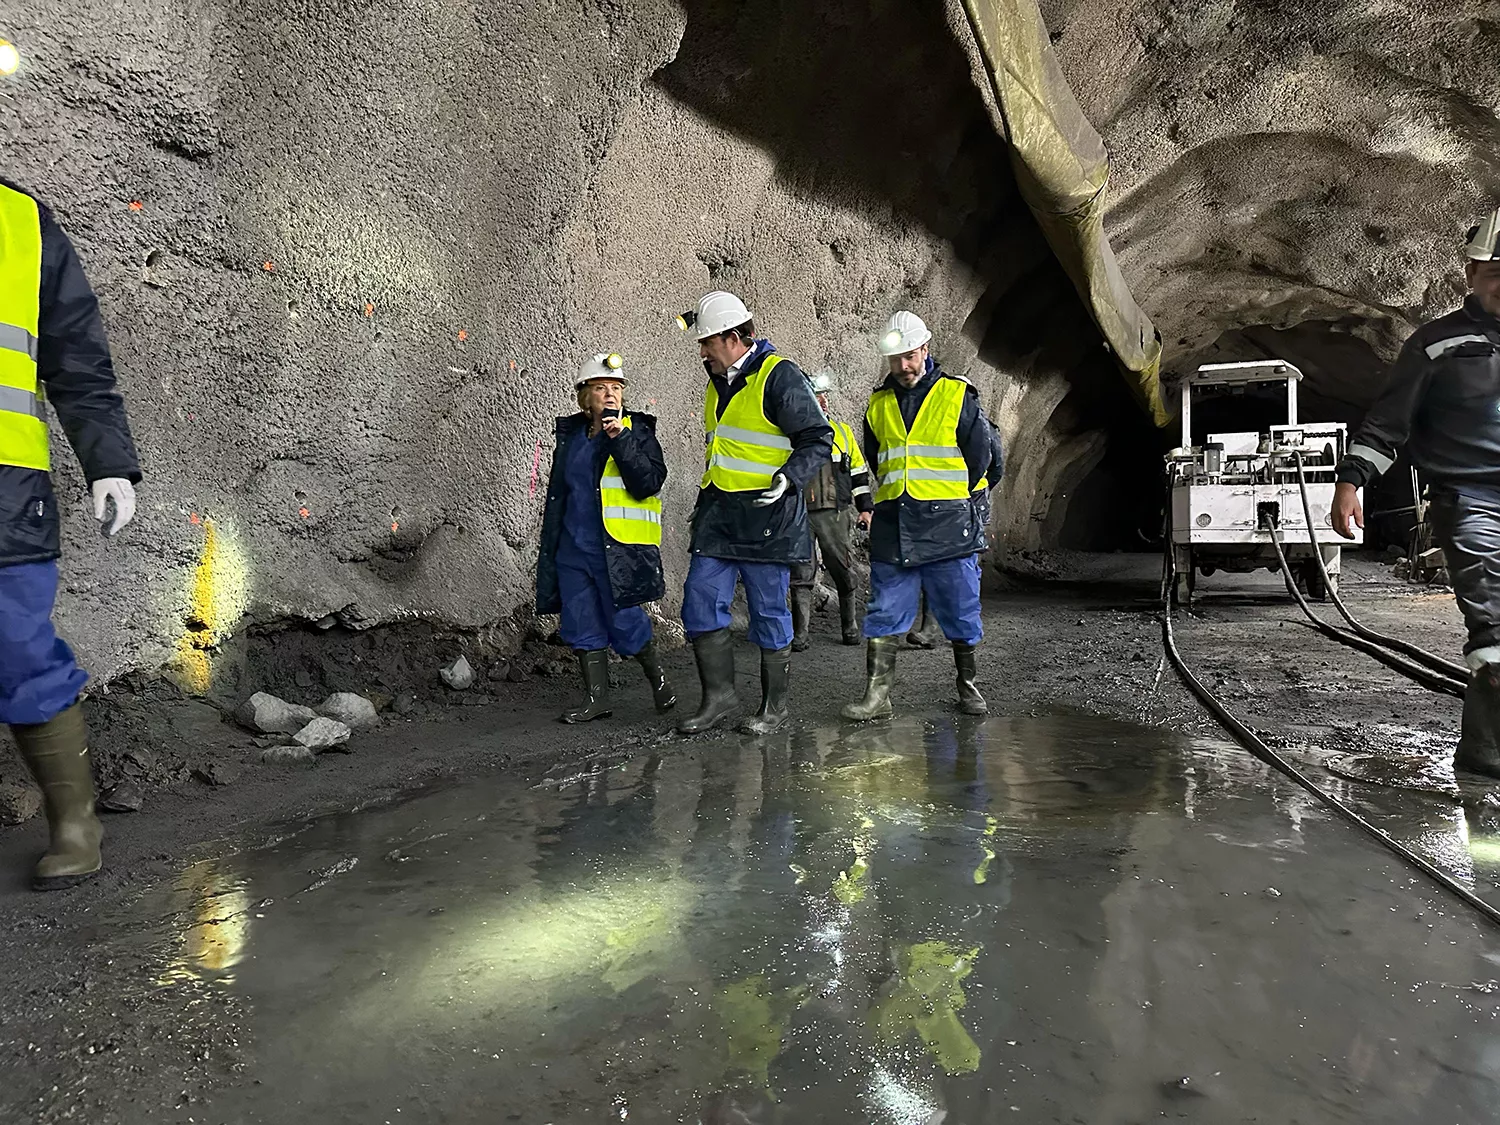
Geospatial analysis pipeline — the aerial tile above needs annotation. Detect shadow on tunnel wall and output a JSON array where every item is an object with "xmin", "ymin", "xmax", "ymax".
[
  {"xmin": 657, "ymin": 0, "xmax": 1167, "ymax": 550},
  {"xmin": 655, "ymin": 0, "xmax": 1124, "ymax": 371}
]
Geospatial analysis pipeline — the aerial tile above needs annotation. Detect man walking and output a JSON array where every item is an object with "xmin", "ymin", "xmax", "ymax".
[
  {"xmin": 675, "ymin": 291, "xmax": 832, "ymax": 736},
  {"xmin": 843, "ymin": 312, "xmax": 998, "ymax": 721},
  {"xmin": 790, "ymin": 369, "xmax": 872, "ymax": 650},
  {"xmin": 1, "ymin": 179, "xmax": 141, "ymax": 889},
  {"xmin": 1331, "ymin": 208, "xmax": 1500, "ymax": 779}
]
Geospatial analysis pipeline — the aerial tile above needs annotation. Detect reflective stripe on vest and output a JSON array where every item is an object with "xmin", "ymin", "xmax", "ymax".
[
  {"xmin": 599, "ymin": 416, "xmax": 663, "ymax": 546},
  {"xmin": 830, "ymin": 419, "xmax": 857, "ymax": 465},
  {"xmin": 868, "ymin": 377, "xmax": 970, "ymax": 502},
  {"xmin": 701, "ymin": 354, "xmax": 792, "ymax": 491},
  {"xmin": 0, "ymin": 184, "xmax": 48, "ymax": 472}
]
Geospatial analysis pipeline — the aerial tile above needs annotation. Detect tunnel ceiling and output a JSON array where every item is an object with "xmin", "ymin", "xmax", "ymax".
[{"xmin": 2, "ymin": 0, "xmax": 1497, "ymax": 682}]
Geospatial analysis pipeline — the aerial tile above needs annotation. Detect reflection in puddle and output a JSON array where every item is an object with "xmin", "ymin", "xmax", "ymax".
[
  {"xmin": 109, "ymin": 714, "xmax": 1500, "ymax": 1124},
  {"xmin": 157, "ymin": 860, "xmax": 254, "ymax": 986}
]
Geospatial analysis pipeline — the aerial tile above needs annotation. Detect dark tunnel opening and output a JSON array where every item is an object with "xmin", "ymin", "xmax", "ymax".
[{"xmin": 1048, "ymin": 317, "xmax": 1410, "ymax": 554}]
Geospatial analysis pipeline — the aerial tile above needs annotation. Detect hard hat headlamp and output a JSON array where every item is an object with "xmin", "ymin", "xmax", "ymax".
[
  {"xmin": 676, "ymin": 310, "xmax": 698, "ymax": 332},
  {"xmin": 604, "ymin": 352, "xmax": 623, "ymax": 370},
  {"xmin": 0, "ymin": 40, "xmax": 20, "ymax": 76},
  {"xmin": 882, "ymin": 330, "xmax": 905, "ymax": 352}
]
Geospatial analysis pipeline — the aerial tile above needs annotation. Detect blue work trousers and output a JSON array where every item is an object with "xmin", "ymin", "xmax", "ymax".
[
  {"xmin": 683, "ymin": 555, "xmax": 792, "ymax": 651},
  {"xmin": 0, "ymin": 561, "xmax": 89, "ymax": 726},
  {"xmin": 557, "ymin": 554, "xmax": 653, "ymax": 657},
  {"xmin": 864, "ymin": 555, "xmax": 983, "ymax": 646}
]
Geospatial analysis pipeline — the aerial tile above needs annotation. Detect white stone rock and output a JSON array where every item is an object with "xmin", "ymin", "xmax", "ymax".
[
  {"xmin": 440, "ymin": 655, "xmax": 474, "ymax": 690},
  {"xmin": 292, "ymin": 717, "xmax": 353, "ymax": 751},
  {"xmin": 236, "ymin": 692, "xmax": 319, "ymax": 735},
  {"xmin": 317, "ymin": 692, "xmax": 380, "ymax": 729}
]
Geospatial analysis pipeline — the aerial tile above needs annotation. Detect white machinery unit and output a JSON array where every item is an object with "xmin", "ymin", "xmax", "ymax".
[{"xmin": 1166, "ymin": 359, "xmax": 1362, "ymax": 604}]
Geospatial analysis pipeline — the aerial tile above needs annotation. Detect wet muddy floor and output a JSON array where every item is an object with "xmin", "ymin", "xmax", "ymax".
[
  {"xmin": 4, "ymin": 555, "xmax": 1499, "ymax": 1124},
  {"xmin": 73, "ymin": 712, "xmax": 1500, "ymax": 1124}
]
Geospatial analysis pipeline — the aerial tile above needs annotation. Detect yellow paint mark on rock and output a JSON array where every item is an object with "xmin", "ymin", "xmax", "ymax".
[{"xmin": 169, "ymin": 518, "xmax": 251, "ymax": 695}]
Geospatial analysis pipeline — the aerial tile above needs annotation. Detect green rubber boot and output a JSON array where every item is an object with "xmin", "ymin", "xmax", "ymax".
[
  {"xmin": 678, "ymin": 628, "xmax": 739, "ymax": 735},
  {"xmin": 739, "ymin": 646, "xmax": 792, "ymax": 736},
  {"xmin": 634, "ymin": 639, "xmax": 677, "ymax": 713},
  {"xmin": 953, "ymin": 641, "xmax": 989, "ymax": 716},
  {"xmin": 11, "ymin": 703, "xmax": 103, "ymax": 891},
  {"xmin": 560, "ymin": 649, "xmax": 613, "ymax": 723},
  {"xmin": 1456, "ymin": 664, "xmax": 1500, "ymax": 780},
  {"xmin": 841, "ymin": 635, "xmax": 899, "ymax": 721}
]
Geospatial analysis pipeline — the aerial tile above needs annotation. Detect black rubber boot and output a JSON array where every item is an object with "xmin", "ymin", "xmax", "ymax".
[
  {"xmin": 678, "ymin": 628, "xmax": 739, "ymax": 734},
  {"xmin": 560, "ymin": 649, "xmax": 613, "ymax": 723},
  {"xmin": 790, "ymin": 586, "xmax": 813, "ymax": 652},
  {"xmin": 10, "ymin": 703, "xmax": 103, "ymax": 890},
  {"xmin": 739, "ymin": 646, "xmax": 792, "ymax": 736},
  {"xmin": 634, "ymin": 640, "xmax": 677, "ymax": 713},
  {"xmin": 841, "ymin": 635, "xmax": 899, "ymax": 721},
  {"xmin": 907, "ymin": 599, "xmax": 939, "ymax": 648},
  {"xmin": 1456, "ymin": 665, "xmax": 1500, "ymax": 779},
  {"xmin": 953, "ymin": 641, "xmax": 988, "ymax": 716},
  {"xmin": 838, "ymin": 586, "xmax": 860, "ymax": 645}
]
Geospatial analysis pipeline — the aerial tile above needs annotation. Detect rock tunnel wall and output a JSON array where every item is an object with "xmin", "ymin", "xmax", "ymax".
[{"xmin": 2, "ymin": 0, "xmax": 1498, "ymax": 688}]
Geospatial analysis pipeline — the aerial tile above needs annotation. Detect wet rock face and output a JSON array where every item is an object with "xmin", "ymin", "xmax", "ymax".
[{"xmin": 6, "ymin": 0, "xmax": 1494, "ymax": 680}]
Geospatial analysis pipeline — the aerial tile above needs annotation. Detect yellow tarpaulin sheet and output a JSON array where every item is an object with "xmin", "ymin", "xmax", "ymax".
[{"xmin": 960, "ymin": 0, "xmax": 1170, "ymax": 426}]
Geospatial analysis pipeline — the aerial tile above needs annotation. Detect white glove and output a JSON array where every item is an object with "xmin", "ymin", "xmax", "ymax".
[
  {"xmin": 92, "ymin": 478, "xmax": 137, "ymax": 537},
  {"xmin": 752, "ymin": 473, "xmax": 790, "ymax": 508}
]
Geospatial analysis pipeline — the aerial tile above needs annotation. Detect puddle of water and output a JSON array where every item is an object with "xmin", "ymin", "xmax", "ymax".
[{"xmin": 110, "ymin": 715, "xmax": 1500, "ymax": 1123}]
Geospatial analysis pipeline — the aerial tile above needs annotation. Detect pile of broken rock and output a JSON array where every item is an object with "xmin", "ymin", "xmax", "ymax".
[{"xmin": 236, "ymin": 691, "xmax": 381, "ymax": 765}]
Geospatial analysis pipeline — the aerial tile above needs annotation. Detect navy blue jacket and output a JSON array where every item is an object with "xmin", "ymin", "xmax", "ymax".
[
  {"xmin": 689, "ymin": 340, "xmax": 834, "ymax": 564},
  {"xmin": 2, "ymin": 182, "xmax": 142, "ymax": 565},
  {"xmin": 1337, "ymin": 296, "xmax": 1500, "ymax": 494},
  {"xmin": 536, "ymin": 410, "xmax": 667, "ymax": 614},
  {"xmin": 861, "ymin": 362, "xmax": 997, "ymax": 567}
]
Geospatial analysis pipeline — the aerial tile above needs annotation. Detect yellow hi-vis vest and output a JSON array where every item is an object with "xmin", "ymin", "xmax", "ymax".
[
  {"xmin": 701, "ymin": 354, "xmax": 792, "ymax": 492},
  {"xmin": 600, "ymin": 415, "xmax": 662, "ymax": 546},
  {"xmin": 830, "ymin": 419, "xmax": 866, "ymax": 471},
  {"xmin": 868, "ymin": 376, "xmax": 970, "ymax": 502},
  {"xmin": 0, "ymin": 184, "xmax": 48, "ymax": 472}
]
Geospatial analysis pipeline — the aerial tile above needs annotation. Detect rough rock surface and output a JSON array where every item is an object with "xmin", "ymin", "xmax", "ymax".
[
  {"xmin": 316, "ymin": 693, "xmax": 379, "ymax": 730},
  {"xmin": 235, "ymin": 693, "xmax": 317, "ymax": 736},
  {"xmin": 4, "ymin": 0, "xmax": 1496, "ymax": 683},
  {"xmin": 292, "ymin": 717, "xmax": 352, "ymax": 752}
]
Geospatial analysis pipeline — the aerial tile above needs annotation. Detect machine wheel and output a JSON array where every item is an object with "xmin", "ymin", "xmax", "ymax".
[
  {"xmin": 1297, "ymin": 560, "xmax": 1329, "ymax": 602},
  {"xmin": 1171, "ymin": 550, "xmax": 1195, "ymax": 606}
]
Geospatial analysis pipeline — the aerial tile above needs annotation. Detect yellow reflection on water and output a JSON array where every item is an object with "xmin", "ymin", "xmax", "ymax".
[{"xmin": 157, "ymin": 860, "xmax": 253, "ymax": 986}]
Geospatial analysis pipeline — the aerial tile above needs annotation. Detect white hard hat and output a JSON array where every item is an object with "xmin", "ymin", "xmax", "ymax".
[
  {"xmin": 878, "ymin": 310, "xmax": 933, "ymax": 356},
  {"xmin": 1466, "ymin": 208, "xmax": 1500, "ymax": 261},
  {"xmin": 808, "ymin": 369, "xmax": 835, "ymax": 394},
  {"xmin": 676, "ymin": 291, "xmax": 754, "ymax": 341},
  {"xmin": 575, "ymin": 352, "xmax": 627, "ymax": 389}
]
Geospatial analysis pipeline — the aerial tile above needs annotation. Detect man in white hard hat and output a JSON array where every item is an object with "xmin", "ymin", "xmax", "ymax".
[
  {"xmin": 0, "ymin": 178, "xmax": 141, "ymax": 889},
  {"xmin": 535, "ymin": 352, "xmax": 676, "ymax": 723},
  {"xmin": 843, "ymin": 311, "xmax": 1000, "ymax": 722},
  {"xmin": 789, "ymin": 369, "xmax": 873, "ymax": 649},
  {"xmin": 675, "ymin": 291, "xmax": 833, "ymax": 736},
  {"xmin": 1331, "ymin": 208, "xmax": 1500, "ymax": 778}
]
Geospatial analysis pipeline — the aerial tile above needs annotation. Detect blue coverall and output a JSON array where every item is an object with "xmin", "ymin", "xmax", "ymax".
[{"xmin": 556, "ymin": 429, "xmax": 653, "ymax": 657}]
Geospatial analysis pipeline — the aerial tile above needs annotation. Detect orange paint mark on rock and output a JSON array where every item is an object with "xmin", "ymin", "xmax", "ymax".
[
  {"xmin": 364, "ymin": 302, "xmax": 375, "ymax": 317},
  {"xmin": 298, "ymin": 507, "xmax": 310, "ymax": 519},
  {"xmin": 262, "ymin": 261, "xmax": 275, "ymax": 272},
  {"xmin": 457, "ymin": 329, "xmax": 469, "ymax": 342},
  {"xmin": 128, "ymin": 201, "xmax": 143, "ymax": 212},
  {"xmin": 390, "ymin": 521, "xmax": 400, "ymax": 533},
  {"xmin": 509, "ymin": 359, "xmax": 518, "ymax": 372},
  {"xmin": 189, "ymin": 512, "xmax": 202, "ymax": 525}
]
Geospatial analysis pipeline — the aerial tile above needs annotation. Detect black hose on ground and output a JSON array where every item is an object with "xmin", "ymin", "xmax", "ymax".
[
  {"xmin": 1266, "ymin": 524, "xmax": 1467, "ymax": 696},
  {"xmin": 1292, "ymin": 451, "xmax": 1470, "ymax": 682},
  {"xmin": 1159, "ymin": 536, "xmax": 1500, "ymax": 928}
]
